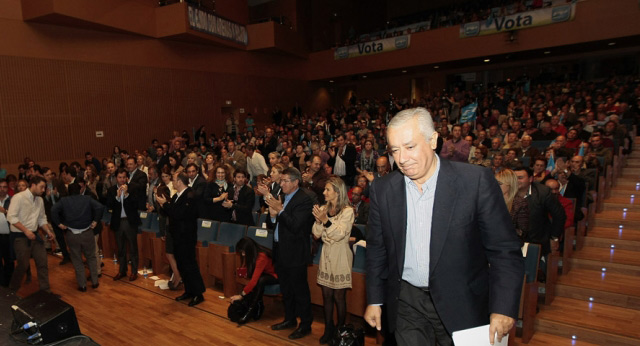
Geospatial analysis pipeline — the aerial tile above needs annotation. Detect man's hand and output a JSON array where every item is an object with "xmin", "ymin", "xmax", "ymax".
[
  {"xmin": 489, "ymin": 313, "xmax": 514, "ymax": 345},
  {"xmin": 364, "ymin": 305, "xmax": 382, "ymax": 331},
  {"xmin": 90, "ymin": 221, "xmax": 97, "ymax": 229},
  {"xmin": 59, "ymin": 224, "xmax": 68, "ymax": 230},
  {"xmin": 266, "ymin": 195, "xmax": 283, "ymax": 217},
  {"xmin": 0, "ymin": 206, "xmax": 6, "ymax": 214},
  {"xmin": 25, "ymin": 230, "xmax": 36, "ymax": 240},
  {"xmin": 229, "ymin": 295, "xmax": 243, "ymax": 303},
  {"xmin": 550, "ymin": 238, "xmax": 560, "ymax": 252}
]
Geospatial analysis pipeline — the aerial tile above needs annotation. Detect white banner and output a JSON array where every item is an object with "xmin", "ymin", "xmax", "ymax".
[
  {"xmin": 460, "ymin": 3, "xmax": 575, "ymax": 38},
  {"xmin": 334, "ymin": 35, "xmax": 410, "ymax": 60}
]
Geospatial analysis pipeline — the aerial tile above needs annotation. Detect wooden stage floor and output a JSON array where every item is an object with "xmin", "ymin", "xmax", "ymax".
[{"xmin": 8, "ymin": 253, "xmax": 378, "ymax": 346}]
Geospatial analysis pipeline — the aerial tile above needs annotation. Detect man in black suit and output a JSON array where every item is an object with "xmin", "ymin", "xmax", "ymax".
[
  {"xmin": 265, "ymin": 167, "xmax": 316, "ymax": 340},
  {"xmin": 107, "ymin": 168, "xmax": 142, "ymax": 281},
  {"xmin": 125, "ymin": 157, "xmax": 148, "ymax": 211},
  {"xmin": 514, "ymin": 167, "xmax": 566, "ymax": 257},
  {"xmin": 185, "ymin": 163, "xmax": 206, "ymax": 198},
  {"xmin": 223, "ymin": 170, "xmax": 255, "ymax": 226},
  {"xmin": 350, "ymin": 186, "xmax": 369, "ymax": 225},
  {"xmin": 328, "ymin": 134, "xmax": 357, "ymax": 186},
  {"xmin": 365, "ymin": 108, "xmax": 524, "ymax": 346},
  {"xmin": 156, "ymin": 172, "xmax": 206, "ymax": 307},
  {"xmin": 155, "ymin": 146, "xmax": 169, "ymax": 171}
]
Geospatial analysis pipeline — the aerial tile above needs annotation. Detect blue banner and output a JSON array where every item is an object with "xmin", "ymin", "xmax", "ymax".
[{"xmin": 460, "ymin": 102, "xmax": 477, "ymax": 124}]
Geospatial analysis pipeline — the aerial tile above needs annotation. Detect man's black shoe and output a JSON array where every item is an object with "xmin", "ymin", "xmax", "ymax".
[
  {"xmin": 188, "ymin": 295, "xmax": 204, "ymax": 307},
  {"xmin": 271, "ymin": 320, "xmax": 297, "ymax": 331},
  {"xmin": 175, "ymin": 293, "xmax": 192, "ymax": 301},
  {"xmin": 288, "ymin": 326, "xmax": 311, "ymax": 339}
]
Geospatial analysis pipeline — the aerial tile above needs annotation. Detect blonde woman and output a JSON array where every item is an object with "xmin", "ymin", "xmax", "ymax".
[
  {"xmin": 495, "ymin": 169, "xmax": 528, "ymax": 241},
  {"xmin": 311, "ymin": 176, "xmax": 354, "ymax": 344}
]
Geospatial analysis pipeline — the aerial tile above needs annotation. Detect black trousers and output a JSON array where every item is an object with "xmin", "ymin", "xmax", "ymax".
[
  {"xmin": 0, "ymin": 234, "xmax": 13, "ymax": 287},
  {"xmin": 245, "ymin": 273, "xmax": 278, "ymax": 307},
  {"xmin": 396, "ymin": 280, "xmax": 453, "ymax": 346},
  {"xmin": 274, "ymin": 242, "xmax": 312, "ymax": 328},
  {"xmin": 114, "ymin": 219, "xmax": 138, "ymax": 275},
  {"xmin": 53, "ymin": 224, "xmax": 70, "ymax": 259},
  {"xmin": 173, "ymin": 234, "xmax": 205, "ymax": 296}
]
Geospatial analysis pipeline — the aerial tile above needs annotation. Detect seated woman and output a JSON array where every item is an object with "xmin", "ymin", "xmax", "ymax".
[{"xmin": 229, "ymin": 237, "xmax": 278, "ymax": 324}]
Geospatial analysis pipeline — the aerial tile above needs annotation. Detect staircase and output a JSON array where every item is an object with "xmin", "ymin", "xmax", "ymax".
[{"xmin": 532, "ymin": 141, "xmax": 640, "ymax": 345}]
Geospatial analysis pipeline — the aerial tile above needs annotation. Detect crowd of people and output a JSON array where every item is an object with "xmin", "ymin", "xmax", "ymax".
[{"xmin": 0, "ymin": 73, "xmax": 638, "ymax": 344}]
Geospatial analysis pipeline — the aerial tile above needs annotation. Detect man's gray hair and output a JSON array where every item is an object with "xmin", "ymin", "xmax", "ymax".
[{"xmin": 388, "ymin": 107, "xmax": 436, "ymax": 141}]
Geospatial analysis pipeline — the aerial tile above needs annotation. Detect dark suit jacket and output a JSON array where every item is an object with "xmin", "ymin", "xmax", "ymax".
[
  {"xmin": 162, "ymin": 187, "xmax": 198, "ymax": 245},
  {"xmin": 230, "ymin": 184, "xmax": 255, "ymax": 226},
  {"xmin": 354, "ymin": 201, "xmax": 369, "ymax": 225},
  {"xmin": 267, "ymin": 188, "xmax": 317, "ymax": 268},
  {"xmin": 366, "ymin": 159, "xmax": 524, "ymax": 334},
  {"xmin": 524, "ymin": 182, "xmax": 566, "ymax": 255},
  {"xmin": 106, "ymin": 184, "xmax": 142, "ymax": 231},
  {"xmin": 128, "ymin": 169, "xmax": 148, "ymax": 210},
  {"xmin": 156, "ymin": 154, "xmax": 170, "ymax": 171},
  {"xmin": 190, "ymin": 175, "xmax": 207, "ymax": 199}
]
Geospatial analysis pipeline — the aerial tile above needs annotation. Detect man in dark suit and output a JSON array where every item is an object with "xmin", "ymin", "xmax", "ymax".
[
  {"xmin": 514, "ymin": 167, "xmax": 566, "ymax": 257},
  {"xmin": 156, "ymin": 172, "xmax": 206, "ymax": 307},
  {"xmin": 185, "ymin": 163, "xmax": 206, "ymax": 199},
  {"xmin": 107, "ymin": 168, "xmax": 142, "ymax": 281},
  {"xmin": 328, "ymin": 134, "xmax": 357, "ymax": 186},
  {"xmin": 223, "ymin": 170, "xmax": 255, "ymax": 226},
  {"xmin": 350, "ymin": 186, "xmax": 369, "ymax": 225},
  {"xmin": 265, "ymin": 167, "xmax": 316, "ymax": 340},
  {"xmin": 365, "ymin": 108, "xmax": 524, "ymax": 346},
  {"xmin": 155, "ymin": 146, "xmax": 169, "ymax": 171},
  {"xmin": 125, "ymin": 157, "xmax": 148, "ymax": 211}
]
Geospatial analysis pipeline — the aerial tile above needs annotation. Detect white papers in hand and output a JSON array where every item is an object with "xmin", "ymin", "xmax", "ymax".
[{"xmin": 452, "ymin": 324, "xmax": 508, "ymax": 346}]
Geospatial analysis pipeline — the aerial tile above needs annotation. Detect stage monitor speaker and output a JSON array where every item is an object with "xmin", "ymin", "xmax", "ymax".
[{"xmin": 11, "ymin": 291, "xmax": 81, "ymax": 344}]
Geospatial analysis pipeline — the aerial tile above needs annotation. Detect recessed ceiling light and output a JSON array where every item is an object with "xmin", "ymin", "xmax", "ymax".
[
  {"xmin": 433, "ymin": 65, "xmax": 440, "ymax": 69},
  {"xmin": 402, "ymin": 70, "xmax": 407, "ymax": 73},
  {"xmin": 329, "ymin": 80, "xmax": 334, "ymax": 83},
  {"xmin": 544, "ymin": 51, "xmax": 551, "ymax": 54},
  {"xmin": 484, "ymin": 59, "xmax": 490, "ymax": 62},
  {"xmin": 608, "ymin": 42, "xmax": 616, "ymax": 46},
  {"xmin": 362, "ymin": 75, "xmax": 367, "ymax": 78}
]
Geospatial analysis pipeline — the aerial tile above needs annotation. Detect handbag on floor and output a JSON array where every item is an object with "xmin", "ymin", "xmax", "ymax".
[
  {"xmin": 227, "ymin": 299, "xmax": 249, "ymax": 323},
  {"xmin": 334, "ymin": 324, "xmax": 365, "ymax": 346}
]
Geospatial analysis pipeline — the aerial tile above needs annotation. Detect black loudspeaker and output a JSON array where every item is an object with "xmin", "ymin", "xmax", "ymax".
[{"xmin": 11, "ymin": 291, "xmax": 81, "ymax": 344}]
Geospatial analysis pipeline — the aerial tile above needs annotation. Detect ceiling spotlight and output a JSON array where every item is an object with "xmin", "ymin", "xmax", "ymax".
[
  {"xmin": 329, "ymin": 80, "xmax": 334, "ymax": 83},
  {"xmin": 433, "ymin": 65, "xmax": 440, "ymax": 69},
  {"xmin": 544, "ymin": 51, "xmax": 551, "ymax": 54},
  {"xmin": 402, "ymin": 70, "xmax": 407, "ymax": 73},
  {"xmin": 362, "ymin": 75, "xmax": 367, "ymax": 79},
  {"xmin": 608, "ymin": 42, "xmax": 616, "ymax": 46},
  {"xmin": 484, "ymin": 59, "xmax": 490, "ymax": 63}
]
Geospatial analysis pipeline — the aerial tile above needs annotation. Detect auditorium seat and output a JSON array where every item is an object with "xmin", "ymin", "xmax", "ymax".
[
  {"xmin": 208, "ymin": 222, "xmax": 246, "ymax": 296},
  {"xmin": 247, "ymin": 226, "xmax": 273, "ymax": 249}
]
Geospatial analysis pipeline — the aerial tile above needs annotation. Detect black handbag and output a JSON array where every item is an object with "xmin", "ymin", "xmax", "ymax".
[
  {"xmin": 334, "ymin": 324, "xmax": 365, "ymax": 346},
  {"xmin": 227, "ymin": 299, "xmax": 249, "ymax": 323}
]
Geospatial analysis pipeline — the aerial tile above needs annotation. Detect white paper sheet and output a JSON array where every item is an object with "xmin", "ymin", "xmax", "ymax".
[
  {"xmin": 154, "ymin": 280, "xmax": 169, "ymax": 290},
  {"xmin": 452, "ymin": 324, "xmax": 508, "ymax": 346}
]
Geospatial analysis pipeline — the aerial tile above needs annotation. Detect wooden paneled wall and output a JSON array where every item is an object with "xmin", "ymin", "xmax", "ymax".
[{"xmin": 0, "ymin": 55, "xmax": 311, "ymax": 166}]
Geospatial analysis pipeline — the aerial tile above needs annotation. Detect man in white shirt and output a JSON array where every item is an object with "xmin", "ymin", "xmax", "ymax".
[
  {"xmin": 7, "ymin": 176, "xmax": 55, "ymax": 293},
  {"xmin": 246, "ymin": 145, "xmax": 269, "ymax": 185}
]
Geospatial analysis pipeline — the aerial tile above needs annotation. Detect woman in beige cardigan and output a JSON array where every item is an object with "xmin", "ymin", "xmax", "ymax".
[{"xmin": 312, "ymin": 176, "xmax": 355, "ymax": 344}]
